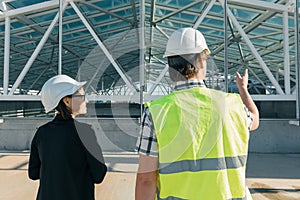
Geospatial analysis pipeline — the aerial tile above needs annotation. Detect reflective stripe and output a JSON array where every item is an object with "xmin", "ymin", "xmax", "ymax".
[
  {"xmin": 158, "ymin": 196, "xmax": 184, "ymax": 200},
  {"xmin": 230, "ymin": 197, "xmax": 247, "ymax": 200},
  {"xmin": 159, "ymin": 155, "xmax": 247, "ymax": 174},
  {"xmin": 158, "ymin": 195, "xmax": 247, "ymax": 200}
]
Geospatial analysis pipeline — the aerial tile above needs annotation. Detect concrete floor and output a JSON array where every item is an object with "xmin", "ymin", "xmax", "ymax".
[{"xmin": 0, "ymin": 152, "xmax": 299, "ymax": 200}]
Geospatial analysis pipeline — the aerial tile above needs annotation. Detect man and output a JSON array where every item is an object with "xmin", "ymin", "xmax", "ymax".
[{"xmin": 135, "ymin": 28, "xmax": 259, "ymax": 200}]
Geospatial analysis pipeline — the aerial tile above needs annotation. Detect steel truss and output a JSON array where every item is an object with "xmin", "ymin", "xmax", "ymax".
[{"xmin": 0, "ymin": 0, "xmax": 299, "ymax": 113}]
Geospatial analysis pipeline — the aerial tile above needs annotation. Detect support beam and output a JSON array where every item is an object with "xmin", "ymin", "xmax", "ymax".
[
  {"xmin": 0, "ymin": 0, "xmax": 59, "ymax": 19},
  {"xmin": 228, "ymin": 0, "xmax": 289, "ymax": 12},
  {"xmin": 248, "ymin": 67, "xmax": 271, "ymax": 94},
  {"xmin": 154, "ymin": 0, "xmax": 205, "ymax": 24},
  {"xmin": 228, "ymin": 18, "xmax": 245, "ymax": 63},
  {"xmin": 9, "ymin": 8, "xmax": 83, "ymax": 62},
  {"xmin": 80, "ymin": 1, "xmax": 133, "ymax": 25},
  {"xmin": 0, "ymin": 1, "xmax": 4, "ymax": 13},
  {"xmin": 245, "ymin": 31, "xmax": 300, "ymax": 70},
  {"xmin": 140, "ymin": 0, "xmax": 146, "ymax": 116},
  {"xmin": 294, "ymin": 0, "xmax": 300, "ymax": 119},
  {"xmin": 148, "ymin": 64, "xmax": 169, "ymax": 94},
  {"xmin": 219, "ymin": 0, "xmax": 284, "ymax": 94},
  {"xmin": 130, "ymin": 0, "xmax": 138, "ymax": 27},
  {"xmin": 70, "ymin": 2, "xmax": 137, "ymax": 93},
  {"xmin": 224, "ymin": 0, "xmax": 228, "ymax": 92},
  {"xmin": 58, "ymin": 0, "xmax": 63, "ymax": 75},
  {"xmin": 155, "ymin": 25, "xmax": 169, "ymax": 38},
  {"xmin": 193, "ymin": 0, "xmax": 216, "ymax": 29},
  {"xmin": 212, "ymin": 9, "xmax": 277, "ymax": 56},
  {"xmin": 148, "ymin": 0, "xmax": 156, "ymax": 63},
  {"xmin": 85, "ymin": 58, "xmax": 108, "ymax": 93},
  {"xmin": 251, "ymin": 94, "xmax": 296, "ymax": 101},
  {"xmin": 8, "ymin": 3, "xmax": 68, "ymax": 95},
  {"xmin": 152, "ymin": 56, "xmax": 167, "ymax": 65},
  {"xmin": 0, "ymin": 39, "xmax": 50, "ymax": 66},
  {"xmin": 3, "ymin": 5, "xmax": 10, "ymax": 95},
  {"xmin": 283, "ymin": 11, "xmax": 290, "ymax": 94},
  {"xmin": 26, "ymin": 65, "xmax": 51, "ymax": 92},
  {"xmin": 249, "ymin": 31, "xmax": 282, "ymax": 39},
  {"xmin": 85, "ymin": 29, "xmax": 132, "ymax": 92},
  {"xmin": 0, "ymin": 94, "xmax": 295, "ymax": 102}
]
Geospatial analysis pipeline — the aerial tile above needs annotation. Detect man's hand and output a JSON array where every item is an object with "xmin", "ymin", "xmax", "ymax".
[
  {"xmin": 235, "ymin": 69, "xmax": 259, "ymax": 131},
  {"xmin": 236, "ymin": 69, "xmax": 248, "ymax": 91}
]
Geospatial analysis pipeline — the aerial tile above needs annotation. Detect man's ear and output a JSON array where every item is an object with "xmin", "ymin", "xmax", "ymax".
[
  {"xmin": 198, "ymin": 54, "xmax": 205, "ymax": 70},
  {"xmin": 62, "ymin": 96, "xmax": 71, "ymax": 107}
]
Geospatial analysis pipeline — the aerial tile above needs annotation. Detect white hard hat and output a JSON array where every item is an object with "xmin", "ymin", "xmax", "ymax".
[
  {"xmin": 41, "ymin": 75, "xmax": 86, "ymax": 113},
  {"xmin": 164, "ymin": 28, "xmax": 210, "ymax": 58}
]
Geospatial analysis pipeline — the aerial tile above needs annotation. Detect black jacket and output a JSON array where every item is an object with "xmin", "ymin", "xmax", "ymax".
[{"xmin": 28, "ymin": 115, "xmax": 107, "ymax": 200}]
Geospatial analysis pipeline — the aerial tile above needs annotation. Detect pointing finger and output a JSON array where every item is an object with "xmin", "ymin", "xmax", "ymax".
[
  {"xmin": 244, "ymin": 69, "xmax": 248, "ymax": 77},
  {"xmin": 236, "ymin": 72, "xmax": 241, "ymax": 79}
]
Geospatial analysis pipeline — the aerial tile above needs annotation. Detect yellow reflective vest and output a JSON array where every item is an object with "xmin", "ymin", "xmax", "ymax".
[{"xmin": 146, "ymin": 87, "xmax": 252, "ymax": 200}]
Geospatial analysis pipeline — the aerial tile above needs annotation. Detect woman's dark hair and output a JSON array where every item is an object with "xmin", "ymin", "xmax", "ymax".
[
  {"xmin": 168, "ymin": 51, "xmax": 208, "ymax": 81},
  {"xmin": 55, "ymin": 98, "xmax": 72, "ymax": 120}
]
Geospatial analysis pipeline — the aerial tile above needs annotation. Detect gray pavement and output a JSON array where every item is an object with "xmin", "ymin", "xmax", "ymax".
[{"xmin": 0, "ymin": 152, "xmax": 299, "ymax": 200}]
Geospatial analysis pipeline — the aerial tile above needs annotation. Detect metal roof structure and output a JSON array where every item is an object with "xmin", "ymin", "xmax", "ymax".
[{"xmin": 0, "ymin": 0, "xmax": 299, "ymax": 103}]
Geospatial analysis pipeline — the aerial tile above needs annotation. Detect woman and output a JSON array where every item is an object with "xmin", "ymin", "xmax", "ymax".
[{"xmin": 28, "ymin": 75, "xmax": 107, "ymax": 200}]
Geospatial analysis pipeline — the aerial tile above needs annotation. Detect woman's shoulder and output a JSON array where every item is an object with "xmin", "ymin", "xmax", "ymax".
[
  {"xmin": 74, "ymin": 120, "xmax": 93, "ymax": 130},
  {"xmin": 37, "ymin": 120, "xmax": 55, "ymax": 131}
]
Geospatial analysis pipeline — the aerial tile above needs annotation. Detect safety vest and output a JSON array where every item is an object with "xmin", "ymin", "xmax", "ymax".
[{"xmin": 146, "ymin": 87, "xmax": 251, "ymax": 200}]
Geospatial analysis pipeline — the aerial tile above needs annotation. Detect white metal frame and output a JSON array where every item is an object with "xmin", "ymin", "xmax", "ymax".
[
  {"xmin": 8, "ymin": 3, "xmax": 68, "ymax": 95},
  {"xmin": 219, "ymin": 0, "xmax": 284, "ymax": 94},
  {"xmin": 70, "ymin": 1, "xmax": 138, "ymax": 93},
  {"xmin": 146, "ymin": 0, "xmax": 297, "ymax": 100},
  {"xmin": 283, "ymin": 10, "xmax": 291, "ymax": 95},
  {"xmin": 0, "ymin": 0, "xmax": 298, "ymax": 103},
  {"xmin": 0, "ymin": 93, "xmax": 296, "ymax": 103},
  {"xmin": 58, "ymin": 0, "xmax": 63, "ymax": 75},
  {"xmin": 3, "ymin": 1, "xmax": 9, "ymax": 95},
  {"xmin": 193, "ymin": 0, "xmax": 216, "ymax": 29},
  {"xmin": 139, "ymin": 0, "xmax": 145, "ymax": 116},
  {"xmin": 0, "ymin": 0, "xmax": 59, "ymax": 19}
]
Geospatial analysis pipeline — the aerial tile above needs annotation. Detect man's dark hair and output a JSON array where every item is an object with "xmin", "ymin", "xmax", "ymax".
[
  {"xmin": 168, "ymin": 51, "xmax": 208, "ymax": 82},
  {"xmin": 55, "ymin": 99, "xmax": 72, "ymax": 120},
  {"xmin": 168, "ymin": 54, "xmax": 198, "ymax": 81}
]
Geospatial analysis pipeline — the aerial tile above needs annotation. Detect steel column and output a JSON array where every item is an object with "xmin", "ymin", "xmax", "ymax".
[
  {"xmin": 58, "ymin": 0, "xmax": 63, "ymax": 75},
  {"xmin": 294, "ymin": 0, "xmax": 300, "ymax": 119},
  {"xmin": 140, "ymin": 0, "xmax": 146, "ymax": 116},
  {"xmin": 283, "ymin": 11, "xmax": 290, "ymax": 94},
  {"xmin": 3, "ymin": 2, "xmax": 10, "ymax": 95},
  {"xmin": 224, "ymin": 0, "xmax": 229, "ymax": 92},
  {"xmin": 148, "ymin": 0, "xmax": 156, "ymax": 63}
]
